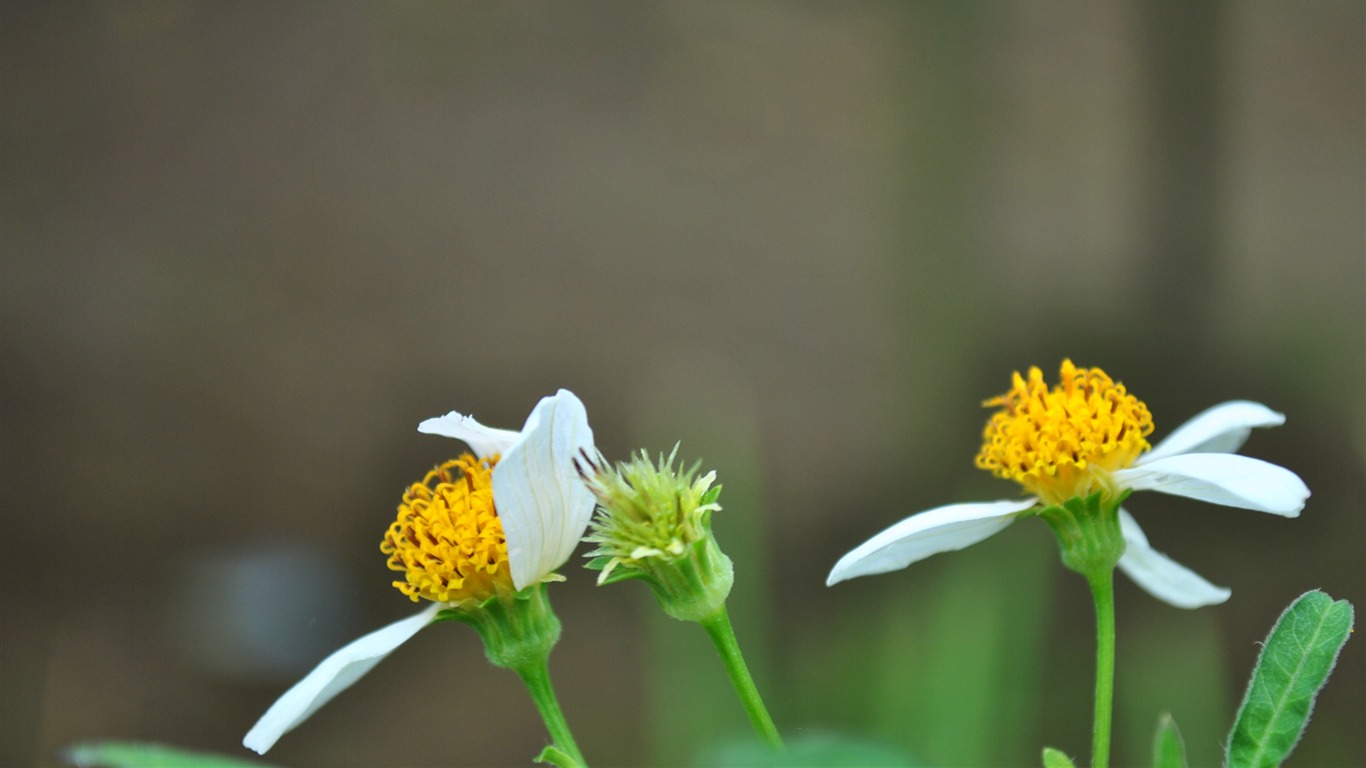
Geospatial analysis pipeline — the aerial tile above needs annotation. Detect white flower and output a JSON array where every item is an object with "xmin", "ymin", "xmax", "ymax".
[
  {"xmin": 243, "ymin": 389, "xmax": 594, "ymax": 754},
  {"xmin": 826, "ymin": 400, "xmax": 1308, "ymax": 609},
  {"xmin": 418, "ymin": 388, "xmax": 598, "ymax": 592}
]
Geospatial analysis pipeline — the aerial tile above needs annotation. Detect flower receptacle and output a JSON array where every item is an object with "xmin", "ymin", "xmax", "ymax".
[
  {"xmin": 643, "ymin": 535, "xmax": 735, "ymax": 623},
  {"xmin": 438, "ymin": 582, "xmax": 563, "ymax": 672},
  {"xmin": 1039, "ymin": 490, "xmax": 1129, "ymax": 580}
]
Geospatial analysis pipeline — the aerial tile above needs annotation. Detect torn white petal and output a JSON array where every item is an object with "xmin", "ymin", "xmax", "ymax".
[
  {"xmin": 1113, "ymin": 453, "xmax": 1308, "ymax": 517},
  {"xmin": 1116, "ymin": 509, "xmax": 1230, "ymax": 609},
  {"xmin": 1139, "ymin": 401, "xmax": 1286, "ymax": 464},
  {"xmin": 493, "ymin": 389, "xmax": 596, "ymax": 591},
  {"xmin": 243, "ymin": 603, "xmax": 441, "ymax": 754},
  {"xmin": 826, "ymin": 498, "xmax": 1037, "ymax": 586},
  {"xmin": 417, "ymin": 411, "xmax": 523, "ymax": 459}
]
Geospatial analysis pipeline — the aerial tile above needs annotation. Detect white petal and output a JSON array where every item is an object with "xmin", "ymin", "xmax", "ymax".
[
  {"xmin": 1113, "ymin": 453, "xmax": 1308, "ymax": 516},
  {"xmin": 243, "ymin": 603, "xmax": 440, "ymax": 754},
  {"xmin": 1116, "ymin": 509, "xmax": 1230, "ymax": 609},
  {"xmin": 417, "ymin": 411, "xmax": 523, "ymax": 459},
  {"xmin": 1139, "ymin": 401, "xmax": 1285, "ymax": 464},
  {"xmin": 826, "ymin": 498, "xmax": 1037, "ymax": 586},
  {"xmin": 493, "ymin": 390, "xmax": 597, "ymax": 590}
]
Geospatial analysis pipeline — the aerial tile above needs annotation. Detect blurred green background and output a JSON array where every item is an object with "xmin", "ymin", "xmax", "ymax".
[{"xmin": 2, "ymin": 2, "xmax": 1362, "ymax": 766}]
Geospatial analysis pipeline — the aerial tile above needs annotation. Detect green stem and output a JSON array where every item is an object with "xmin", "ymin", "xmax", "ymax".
[
  {"xmin": 516, "ymin": 658, "xmax": 587, "ymax": 767},
  {"xmin": 1086, "ymin": 568, "xmax": 1116, "ymax": 768},
  {"xmin": 699, "ymin": 606, "xmax": 784, "ymax": 750}
]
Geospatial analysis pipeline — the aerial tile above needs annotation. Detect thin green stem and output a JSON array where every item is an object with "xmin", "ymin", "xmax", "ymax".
[
  {"xmin": 516, "ymin": 658, "xmax": 587, "ymax": 767},
  {"xmin": 699, "ymin": 606, "xmax": 784, "ymax": 750},
  {"xmin": 1086, "ymin": 568, "xmax": 1117, "ymax": 768}
]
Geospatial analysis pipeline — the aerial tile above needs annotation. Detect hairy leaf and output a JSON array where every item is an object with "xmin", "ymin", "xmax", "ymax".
[{"xmin": 1226, "ymin": 590, "xmax": 1354, "ymax": 768}]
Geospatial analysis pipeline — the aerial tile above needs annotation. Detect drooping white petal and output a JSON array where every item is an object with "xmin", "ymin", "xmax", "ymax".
[
  {"xmin": 1139, "ymin": 401, "xmax": 1286, "ymax": 465},
  {"xmin": 826, "ymin": 498, "xmax": 1038, "ymax": 586},
  {"xmin": 243, "ymin": 603, "xmax": 441, "ymax": 754},
  {"xmin": 1116, "ymin": 509, "xmax": 1230, "ymax": 609},
  {"xmin": 493, "ymin": 389, "xmax": 596, "ymax": 590},
  {"xmin": 1113, "ymin": 453, "xmax": 1308, "ymax": 517},
  {"xmin": 417, "ymin": 411, "xmax": 523, "ymax": 459}
]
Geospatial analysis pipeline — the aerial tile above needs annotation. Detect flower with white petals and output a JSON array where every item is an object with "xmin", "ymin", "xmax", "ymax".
[
  {"xmin": 244, "ymin": 389, "xmax": 595, "ymax": 754},
  {"xmin": 827, "ymin": 361, "xmax": 1308, "ymax": 609}
]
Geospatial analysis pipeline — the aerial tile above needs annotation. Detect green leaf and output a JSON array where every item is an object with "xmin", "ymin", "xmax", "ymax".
[
  {"xmin": 1041, "ymin": 747, "xmax": 1077, "ymax": 768},
  {"xmin": 64, "ymin": 742, "xmax": 276, "ymax": 768},
  {"xmin": 1226, "ymin": 590, "xmax": 1355, "ymax": 768},
  {"xmin": 533, "ymin": 745, "xmax": 581, "ymax": 768},
  {"xmin": 583, "ymin": 556, "xmax": 612, "ymax": 571},
  {"xmin": 1152, "ymin": 713, "xmax": 1187, "ymax": 768}
]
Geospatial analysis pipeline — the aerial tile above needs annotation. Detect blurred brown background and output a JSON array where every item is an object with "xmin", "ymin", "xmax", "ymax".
[{"xmin": 2, "ymin": 2, "xmax": 1362, "ymax": 766}]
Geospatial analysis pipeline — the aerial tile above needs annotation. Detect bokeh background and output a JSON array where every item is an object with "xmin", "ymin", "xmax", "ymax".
[{"xmin": 3, "ymin": 2, "xmax": 1362, "ymax": 766}]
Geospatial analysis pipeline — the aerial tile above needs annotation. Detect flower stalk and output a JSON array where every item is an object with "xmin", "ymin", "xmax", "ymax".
[
  {"xmin": 1086, "ymin": 567, "xmax": 1117, "ymax": 768},
  {"xmin": 699, "ymin": 606, "xmax": 784, "ymax": 751},
  {"xmin": 517, "ymin": 658, "xmax": 586, "ymax": 767}
]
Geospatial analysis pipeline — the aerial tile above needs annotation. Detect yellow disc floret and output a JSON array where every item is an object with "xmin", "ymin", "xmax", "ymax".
[
  {"xmin": 975, "ymin": 360, "xmax": 1155, "ymax": 505},
  {"xmin": 381, "ymin": 453, "xmax": 512, "ymax": 604}
]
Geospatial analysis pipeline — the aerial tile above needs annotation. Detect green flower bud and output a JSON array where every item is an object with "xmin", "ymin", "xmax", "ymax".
[{"xmin": 576, "ymin": 446, "xmax": 734, "ymax": 622}]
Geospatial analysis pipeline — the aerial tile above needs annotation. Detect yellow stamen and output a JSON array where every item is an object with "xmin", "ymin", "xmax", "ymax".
[
  {"xmin": 975, "ymin": 360, "xmax": 1154, "ymax": 505},
  {"xmin": 381, "ymin": 453, "xmax": 511, "ymax": 604}
]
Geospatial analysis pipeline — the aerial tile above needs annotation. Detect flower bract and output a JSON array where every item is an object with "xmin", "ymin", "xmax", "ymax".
[
  {"xmin": 243, "ymin": 389, "xmax": 595, "ymax": 754},
  {"xmin": 827, "ymin": 362, "xmax": 1309, "ymax": 609}
]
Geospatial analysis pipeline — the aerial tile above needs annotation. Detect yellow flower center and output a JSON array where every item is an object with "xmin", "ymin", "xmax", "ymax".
[
  {"xmin": 381, "ymin": 453, "xmax": 511, "ymax": 604},
  {"xmin": 974, "ymin": 359, "xmax": 1154, "ymax": 505}
]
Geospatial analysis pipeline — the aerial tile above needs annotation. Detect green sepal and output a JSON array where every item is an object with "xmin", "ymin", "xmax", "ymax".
[
  {"xmin": 1152, "ymin": 713, "xmax": 1187, "ymax": 768},
  {"xmin": 1041, "ymin": 747, "xmax": 1078, "ymax": 768},
  {"xmin": 1038, "ymin": 489, "xmax": 1129, "ymax": 580},
  {"xmin": 432, "ymin": 608, "xmax": 466, "ymax": 624},
  {"xmin": 583, "ymin": 556, "xmax": 650, "ymax": 585},
  {"xmin": 597, "ymin": 565, "xmax": 649, "ymax": 586},
  {"xmin": 534, "ymin": 745, "xmax": 582, "ymax": 768},
  {"xmin": 1226, "ymin": 590, "xmax": 1355, "ymax": 768},
  {"xmin": 640, "ymin": 534, "xmax": 734, "ymax": 623},
  {"xmin": 700, "ymin": 484, "xmax": 723, "ymax": 507},
  {"xmin": 435, "ymin": 583, "xmax": 563, "ymax": 671},
  {"xmin": 64, "ymin": 742, "xmax": 276, "ymax": 768}
]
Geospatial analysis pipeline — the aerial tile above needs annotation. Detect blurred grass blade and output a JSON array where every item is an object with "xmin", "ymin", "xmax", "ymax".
[
  {"xmin": 1152, "ymin": 713, "xmax": 1187, "ymax": 768},
  {"xmin": 701, "ymin": 733, "xmax": 917, "ymax": 767},
  {"xmin": 1226, "ymin": 590, "xmax": 1355, "ymax": 768},
  {"xmin": 65, "ymin": 742, "xmax": 276, "ymax": 768},
  {"xmin": 1041, "ymin": 746, "xmax": 1077, "ymax": 768}
]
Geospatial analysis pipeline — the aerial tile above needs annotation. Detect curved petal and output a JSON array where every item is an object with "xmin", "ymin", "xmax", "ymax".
[
  {"xmin": 417, "ymin": 411, "xmax": 523, "ymax": 459},
  {"xmin": 1116, "ymin": 509, "xmax": 1230, "ymax": 609},
  {"xmin": 1139, "ymin": 401, "xmax": 1286, "ymax": 465},
  {"xmin": 1113, "ymin": 453, "xmax": 1308, "ymax": 516},
  {"xmin": 243, "ymin": 603, "xmax": 441, "ymax": 754},
  {"xmin": 493, "ymin": 390, "xmax": 597, "ymax": 590},
  {"xmin": 826, "ymin": 498, "xmax": 1037, "ymax": 586}
]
